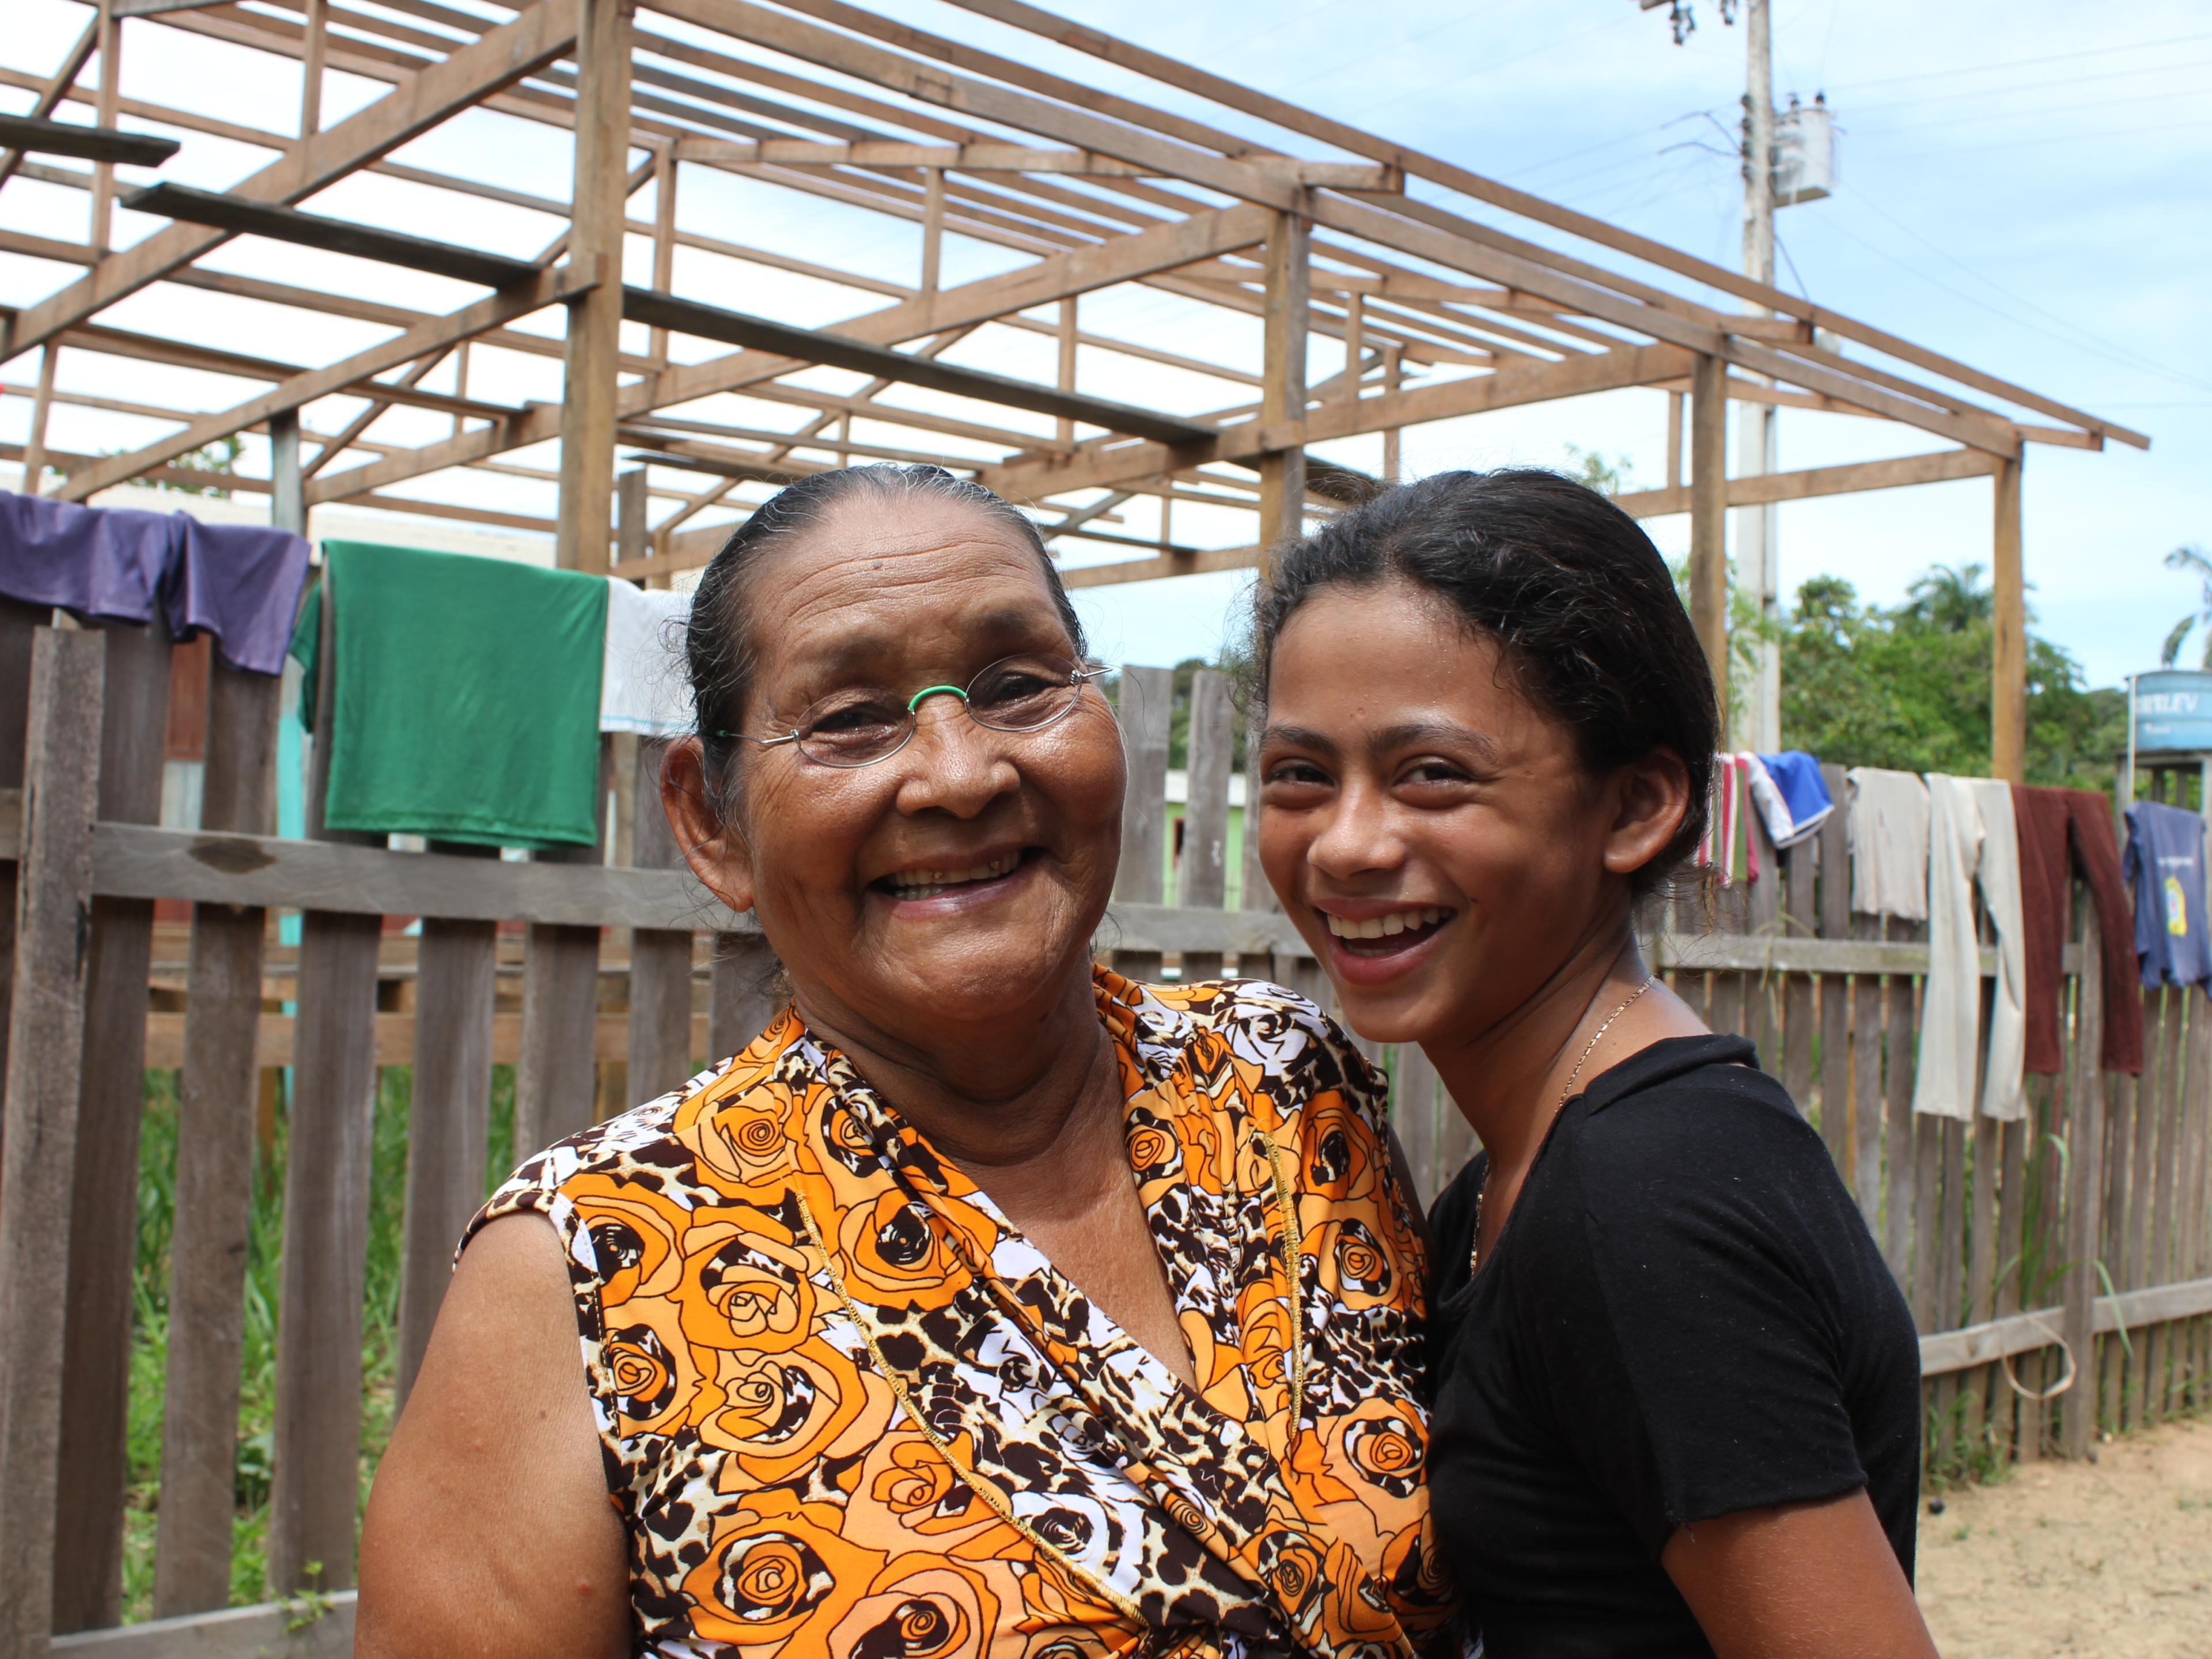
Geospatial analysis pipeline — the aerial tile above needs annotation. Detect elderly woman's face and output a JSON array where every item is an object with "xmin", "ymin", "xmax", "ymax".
[{"xmin": 692, "ymin": 495, "xmax": 1124, "ymax": 1035}]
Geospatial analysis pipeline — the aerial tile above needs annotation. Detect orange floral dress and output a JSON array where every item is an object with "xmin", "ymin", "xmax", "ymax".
[{"xmin": 470, "ymin": 970, "xmax": 1456, "ymax": 1659}]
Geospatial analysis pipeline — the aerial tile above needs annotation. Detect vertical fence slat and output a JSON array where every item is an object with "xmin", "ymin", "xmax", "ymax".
[
  {"xmin": 0, "ymin": 628, "xmax": 105, "ymax": 1659},
  {"xmin": 2060, "ymin": 902, "xmax": 2108, "ymax": 1460},
  {"xmin": 1881, "ymin": 921, "xmax": 1917, "ymax": 1285},
  {"xmin": 1962, "ymin": 1112, "xmax": 2001, "ymax": 1453},
  {"xmin": 2179, "ymin": 994, "xmax": 2212, "ymax": 1413},
  {"xmin": 629, "ymin": 740, "xmax": 696, "ymax": 1104},
  {"xmin": 0, "ymin": 599, "xmax": 46, "ymax": 1132},
  {"xmin": 1995, "ymin": 1109, "xmax": 2031, "ymax": 1460},
  {"xmin": 2143, "ymin": 990, "xmax": 2183, "ymax": 1422},
  {"xmin": 54, "ymin": 619, "xmax": 172, "ymax": 1631},
  {"xmin": 1178, "ymin": 668, "xmax": 1233, "ymax": 983},
  {"xmin": 1240, "ymin": 711, "xmax": 1277, "ymax": 986},
  {"xmin": 395, "ymin": 844, "xmax": 500, "ymax": 1411},
  {"xmin": 155, "ymin": 657, "xmax": 280, "ymax": 1616},
  {"xmin": 1931, "ymin": 1116, "xmax": 1966, "ymax": 1455},
  {"xmin": 1816, "ymin": 767, "xmax": 1850, "ymax": 1180},
  {"xmin": 1782, "ymin": 839, "xmax": 1815, "ymax": 1113},
  {"xmin": 1391, "ymin": 1042, "xmax": 1440, "ymax": 1210},
  {"xmin": 271, "ymin": 572, "xmax": 386, "ymax": 1597},
  {"xmin": 2099, "ymin": 1063, "xmax": 2137, "ymax": 1430},
  {"xmin": 1112, "ymin": 665, "xmax": 1172, "ymax": 984}
]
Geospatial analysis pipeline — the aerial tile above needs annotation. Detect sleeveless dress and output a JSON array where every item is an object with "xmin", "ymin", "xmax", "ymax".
[{"xmin": 469, "ymin": 970, "xmax": 1456, "ymax": 1659}]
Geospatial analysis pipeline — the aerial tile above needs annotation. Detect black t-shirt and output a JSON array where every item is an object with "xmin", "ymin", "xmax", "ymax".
[{"xmin": 1426, "ymin": 1035, "xmax": 1921, "ymax": 1659}]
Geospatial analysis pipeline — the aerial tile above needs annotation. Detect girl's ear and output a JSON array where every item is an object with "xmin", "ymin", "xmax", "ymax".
[
  {"xmin": 1603, "ymin": 746, "xmax": 1691, "ymax": 880},
  {"xmin": 660, "ymin": 737, "xmax": 756, "ymax": 915}
]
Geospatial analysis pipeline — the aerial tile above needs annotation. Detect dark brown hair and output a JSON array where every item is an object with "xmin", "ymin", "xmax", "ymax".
[{"xmin": 1250, "ymin": 467, "xmax": 1717, "ymax": 897}]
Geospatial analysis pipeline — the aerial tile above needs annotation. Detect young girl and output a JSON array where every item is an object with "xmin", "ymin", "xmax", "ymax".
[{"xmin": 1250, "ymin": 469, "xmax": 1933, "ymax": 1658}]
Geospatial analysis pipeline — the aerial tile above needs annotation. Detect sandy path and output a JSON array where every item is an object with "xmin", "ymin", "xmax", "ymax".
[{"xmin": 1918, "ymin": 1419, "xmax": 2212, "ymax": 1657}]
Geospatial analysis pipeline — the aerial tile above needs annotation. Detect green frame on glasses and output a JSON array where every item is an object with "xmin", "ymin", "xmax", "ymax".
[{"xmin": 721, "ymin": 656, "xmax": 1109, "ymax": 768}]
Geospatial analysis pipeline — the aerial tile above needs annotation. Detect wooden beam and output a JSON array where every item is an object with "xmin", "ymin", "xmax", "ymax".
[
  {"xmin": 54, "ymin": 263, "xmax": 595, "ymax": 502},
  {"xmin": 554, "ymin": 0, "xmax": 631, "ymax": 577},
  {"xmin": 1058, "ymin": 542, "xmax": 1263, "ymax": 588},
  {"xmin": 0, "ymin": 112, "xmax": 176, "ymax": 168},
  {"xmin": 983, "ymin": 342, "xmax": 1689, "ymax": 502},
  {"xmin": 621, "ymin": 287, "xmax": 1214, "ymax": 446},
  {"xmin": 1688, "ymin": 353, "xmax": 1728, "ymax": 732},
  {"xmin": 118, "ymin": 182, "xmax": 541, "ymax": 289},
  {"xmin": 2, "ymin": 0, "xmax": 582, "ymax": 358},
  {"xmin": 1611, "ymin": 445, "xmax": 2002, "ymax": 518},
  {"xmin": 1992, "ymin": 454, "xmax": 2026, "ymax": 785},
  {"xmin": 669, "ymin": 137, "xmax": 1393, "ymax": 188}
]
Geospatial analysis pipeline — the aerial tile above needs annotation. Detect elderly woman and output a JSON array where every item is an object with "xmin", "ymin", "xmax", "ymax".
[{"xmin": 357, "ymin": 465, "xmax": 1453, "ymax": 1659}]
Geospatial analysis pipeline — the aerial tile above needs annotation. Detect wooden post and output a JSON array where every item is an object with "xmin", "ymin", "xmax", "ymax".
[
  {"xmin": 616, "ymin": 467, "xmax": 648, "ymax": 569},
  {"xmin": 53, "ymin": 618, "xmax": 171, "ymax": 1632},
  {"xmin": 1111, "ymin": 665, "xmax": 1173, "ymax": 985},
  {"xmin": 0, "ymin": 626, "xmax": 105, "ymax": 1659},
  {"xmin": 1380, "ymin": 344, "xmax": 1402, "ymax": 484},
  {"xmin": 89, "ymin": 1, "xmax": 119, "ymax": 256},
  {"xmin": 1340, "ymin": 293, "xmax": 1363, "ymax": 402},
  {"xmin": 268, "ymin": 572, "xmax": 384, "ymax": 1596},
  {"xmin": 516, "ymin": 741, "xmax": 609, "ymax": 1155},
  {"xmin": 920, "ymin": 166, "xmax": 945, "ymax": 293},
  {"xmin": 1055, "ymin": 298, "xmax": 1077, "ymax": 449},
  {"xmin": 2061, "ymin": 900, "xmax": 2107, "ymax": 1458},
  {"xmin": 301, "ymin": 0, "xmax": 327, "ymax": 137},
  {"xmin": 1688, "ymin": 353, "xmax": 1729, "ymax": 736},
  {"xmin": 1665, "ymin": 388, "xmax": 1685, "ymax": 492},
  {"xmin": 20, "ymin": 345, "xmax": 58, "ymax": 495},
  {"xmin": 1178, "ymin": 668, "xmax": 1233, "ymax": 983},
  {"xmin": 1991, "ymin": 454, "xmax": 2027, "ymax": 785},
  {"xmin": 394, "ymin": 844, "xmax": 499, "ymax": 1411},
  {"xmin": 648, "ymin": 139, "xmax": 676, "ymax": 363},
  {"xmin": 1257, "ymin": 208, "xmax": 1310, "ymax": 563},
  {"xmin": 154, "ymin": 655, "xmax": 281, "ymax": 1616},
  {"xmin": 553, "ymin": 0, "xmax": 634, "ymax": 577},
  {"xmin": 628, "ymin": 740, "xmax": 695, "ymax": 1103}
]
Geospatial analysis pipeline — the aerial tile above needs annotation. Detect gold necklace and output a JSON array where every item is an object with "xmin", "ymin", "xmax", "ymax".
[{"xmin": 1467, "ymin": 978, "xmax": 1655, "ymax": 1278}]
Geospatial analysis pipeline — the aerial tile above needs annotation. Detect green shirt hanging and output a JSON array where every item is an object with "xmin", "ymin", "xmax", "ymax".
[{"xmin": 291, "ymin": 541, "xmax": 607, "ymax": 849}]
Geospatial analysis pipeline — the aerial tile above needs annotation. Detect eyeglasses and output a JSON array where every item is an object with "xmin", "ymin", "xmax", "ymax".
[{"xmin": 738, "ymin": 652, "xmax": 1109, "ymax": 768}]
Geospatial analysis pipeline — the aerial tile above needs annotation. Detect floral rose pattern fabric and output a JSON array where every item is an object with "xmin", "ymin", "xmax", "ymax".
[{"xmin": 469, "ymin": 971, "xmax": 1456, "ymax": 1659}]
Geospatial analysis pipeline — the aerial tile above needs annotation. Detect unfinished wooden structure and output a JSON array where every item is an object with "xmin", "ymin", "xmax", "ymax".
[{"xmin": 1, "ymin": 0, "xmax": 2143, "ymax": 777}]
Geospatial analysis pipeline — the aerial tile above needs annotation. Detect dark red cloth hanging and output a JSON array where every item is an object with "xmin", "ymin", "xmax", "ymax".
[{"xmin": 2012, "ymin": 784, "xmax": 2143, "ymax": 1075}]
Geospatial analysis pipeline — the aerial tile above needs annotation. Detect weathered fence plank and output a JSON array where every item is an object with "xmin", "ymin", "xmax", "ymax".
[
  {"xmin": 0, "ymin": 627, "xmax": 105, "ymax": 1659},
  {"xmin": 1177, "ymin": 668, "xmax": 1233, "ymax": 983},
  {"xmin": 54, "ymin": 621, "xmax": 172, "ymax": 1631},
  {"xmin": 2061, "ymin": 902, "xmax": 2108, "ymax": 1459},
  {"xmin": 155, "ymin": 658, "xmax": 280, "ymax": 1616},
  {"xmin": 1112, "ymin": 665, "xmax": 1172, "ymax": 985}
]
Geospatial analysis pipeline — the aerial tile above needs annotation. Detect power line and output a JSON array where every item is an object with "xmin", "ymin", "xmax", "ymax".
[
  {"xmin": 1822, "ymin": 29, "xmax": 2212, "ymax": 93},
  {"xmin": 1839, "ymin": 53, "xmax": 2212, "ymax": 115}
]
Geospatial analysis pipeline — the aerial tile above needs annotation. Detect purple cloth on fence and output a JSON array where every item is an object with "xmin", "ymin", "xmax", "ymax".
[
  {"xmin": 166, "ymin": 514, "xmax": 312, "ymax": 676},
  {"xmin": 0, "ymin": 488, "xmax": 172, "ymax": 620},
  {"xmin": 0, "ymin": 490, "xmax": 310, "ymax": 674}
]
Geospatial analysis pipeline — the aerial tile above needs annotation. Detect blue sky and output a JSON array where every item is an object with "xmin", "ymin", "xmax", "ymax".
[
  {"xmin": 3, "ymin": 0, "xmax": 2206, "ymax": 695},
  {"xmin": 1035, "ymin": 0, "xmax": 2212, "ymax": 688}
]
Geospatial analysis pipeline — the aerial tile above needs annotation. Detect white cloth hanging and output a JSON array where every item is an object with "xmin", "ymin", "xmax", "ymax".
[
  {"xmin": 1913, "ymin": 775, "xmax": 2029, "ymax": 1122},
  {"xmin": 600, "ymin": 579, "xmax": 692, "ymax": 737},
  {"xmin": 1846, "ymin": 767, "xmax": 1930, "ymax": 921}
]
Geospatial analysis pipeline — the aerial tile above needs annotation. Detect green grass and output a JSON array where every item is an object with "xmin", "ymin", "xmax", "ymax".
[{"xmin": 120, "ymin": 1063, "xmax": 518, "ymax": 1619}]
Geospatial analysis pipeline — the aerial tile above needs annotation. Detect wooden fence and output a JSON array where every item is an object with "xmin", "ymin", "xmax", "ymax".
[{"xmin": 1, "ymin": 637, "xmax": 2208, "ymax": 1658}]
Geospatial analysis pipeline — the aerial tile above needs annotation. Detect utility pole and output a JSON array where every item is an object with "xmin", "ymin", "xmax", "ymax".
[{"xmin": 1737, "ymin": 0, "xmax": 1782, "ymax": 753}]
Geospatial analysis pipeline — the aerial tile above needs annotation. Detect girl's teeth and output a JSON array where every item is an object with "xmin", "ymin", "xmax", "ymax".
[{"xmin": 1325, "ymin": 907, "xmax": 1451, "ymax": 939}]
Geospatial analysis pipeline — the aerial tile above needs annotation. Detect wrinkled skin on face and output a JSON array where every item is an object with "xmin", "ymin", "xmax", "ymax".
[{"xmin": 663, "ymin": 494, "xmax": 1126, "ymax": 1068}]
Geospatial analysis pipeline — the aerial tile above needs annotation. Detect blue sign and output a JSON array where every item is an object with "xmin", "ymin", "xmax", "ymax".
[{"xmin": 2135, "ymin": 670, "xmax": 2212, "ymax": 755}]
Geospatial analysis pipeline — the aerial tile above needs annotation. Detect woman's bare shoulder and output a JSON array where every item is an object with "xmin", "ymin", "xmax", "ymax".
[{"xmin": 356, "ymin": 1212, "xmax": 627, "ymax": 1659}]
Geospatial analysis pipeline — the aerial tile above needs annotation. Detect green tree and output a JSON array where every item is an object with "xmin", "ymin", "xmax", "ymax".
[
  {"xmin": 1779, "ymin": 566, "xmax": 2123, "ymax": 790},
  {"xmin": 2161, "ymin": 543, "xmax": 2212, "ymax": 668}
]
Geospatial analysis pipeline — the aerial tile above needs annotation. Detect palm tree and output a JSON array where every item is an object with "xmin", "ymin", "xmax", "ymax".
[
  {"xmin": 1902, "ymin": 563, "xmax": 1994, "ymax": 632},
  {"xmin": 2163, "ymin": 544, "xmax": 2212, "ymax": 668}
]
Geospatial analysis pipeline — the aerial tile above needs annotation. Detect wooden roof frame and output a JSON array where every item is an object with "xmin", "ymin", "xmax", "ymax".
[{"xmin": 0, "ymin": 0, "xmax": 2146, "ymax": 776}]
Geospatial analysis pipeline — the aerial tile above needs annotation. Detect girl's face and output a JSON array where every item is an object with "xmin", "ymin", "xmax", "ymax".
[{"xmin": 1255, "ymin": 577, "xmax": 1684, "ymax": 1048}]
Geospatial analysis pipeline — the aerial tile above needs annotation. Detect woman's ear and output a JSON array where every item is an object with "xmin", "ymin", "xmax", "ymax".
[
  {"xmin": 1602, "ymin": 746, "xmax": 1692, "ymax": 879},
  {"xmin": 660, "ymin": 737, "xmax": 756, "ymax": 915}
]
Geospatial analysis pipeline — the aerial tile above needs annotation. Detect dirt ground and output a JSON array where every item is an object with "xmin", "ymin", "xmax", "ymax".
[{"xmin": 1918, "ymin": 1418, "xmax": 2212, "ymax": 1657}]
